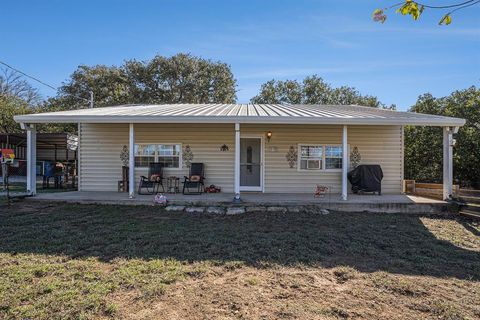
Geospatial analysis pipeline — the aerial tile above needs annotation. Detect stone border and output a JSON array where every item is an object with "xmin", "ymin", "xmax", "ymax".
[{"xmin": 164, "ymin": 204, "xmax": 330, "ymax": 215}]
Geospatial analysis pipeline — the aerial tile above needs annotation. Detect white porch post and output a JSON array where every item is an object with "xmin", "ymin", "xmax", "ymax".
[
  {"xmin": 129, "ymin": 123, "xmax": 135, "ymax": 198},
  {"xmin": 26, "ymin": 124, "xmax": 37, "ymax": 195},
  {"xmin": 341, "ymin": 125, "xmax": 348, "ymax": 201},
  {"xmin": 443, "ymin": 126, "xmax": 453, "ymax": 200},
  {"xmin": 233, "ymin": 123, "xmax": 241, "ymax": 202}
]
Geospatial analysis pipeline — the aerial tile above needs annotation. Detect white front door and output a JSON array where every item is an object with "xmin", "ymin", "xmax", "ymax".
[{"xmin": 240, "ymin": 137, "xmax": 263, "ymax": 191}]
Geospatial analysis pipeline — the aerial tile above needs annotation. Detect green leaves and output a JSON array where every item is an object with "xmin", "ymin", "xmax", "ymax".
[
  {"xmin": 251, "ymin": 75, "xmax": 393, "ymax": 109},
  {"xmin": 374, "ymin": 0, "xmax": 474, "ymax": 25},
  {"xmin": 439, "ymin": 14, "xmax": 453, "ymax": 25},
  {"xmin": 396, "ymin": 0, "xmax": 423, "ymax": 20}
]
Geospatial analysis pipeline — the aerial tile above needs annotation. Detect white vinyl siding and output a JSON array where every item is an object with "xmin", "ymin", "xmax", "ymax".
[
  {"xmin": 79, "ymin": 123, "xmax": 234, "ymax": 192},
  {"xmin": 79, "ymin": 123, "xmax": 402, "ymax": 194}
]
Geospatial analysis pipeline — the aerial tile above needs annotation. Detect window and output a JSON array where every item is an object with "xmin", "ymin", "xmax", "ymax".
[
  {"xmin": 298, "ymin": 144, "xmax": 343, "ymax": 171},
  {"xmin": 325, "ymin": 146, "xmax": 343, "ymax": 169},
  {"xmin": 299, "ymin": 145, "xmax": 323, "ymax": 170},
  {"xmin": 134, "ymin": 144, "xmax": 181, "ymax": 168}
]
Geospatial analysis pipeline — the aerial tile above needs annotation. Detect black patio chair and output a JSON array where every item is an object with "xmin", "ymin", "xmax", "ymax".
[
  {"xmin": 182, "ymin": 163, "xmax": 205, "ymax": 195},
  {"xmin": 138, "ymin": 162, "xmax": 165, "ymax": 195}
]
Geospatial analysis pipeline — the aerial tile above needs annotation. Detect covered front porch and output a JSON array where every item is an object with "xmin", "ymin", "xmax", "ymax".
[{"xmin": 14, "ymin": 104, "xmax": 465, "ymax": 203}]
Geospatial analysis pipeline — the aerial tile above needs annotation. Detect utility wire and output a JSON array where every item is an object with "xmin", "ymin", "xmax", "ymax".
[{"xmin": 0, "ymin": 60, "xmax": 91, "ymax": 103}]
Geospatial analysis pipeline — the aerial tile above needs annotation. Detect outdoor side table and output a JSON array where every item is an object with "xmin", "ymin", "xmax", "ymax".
[{"xmin": 166, "ymin": 176, "xmax": 180, "ymax": 194}]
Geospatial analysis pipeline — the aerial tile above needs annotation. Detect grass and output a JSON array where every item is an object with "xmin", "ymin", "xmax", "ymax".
[{"xmin": 0, "ymin": 201, "xmax": 479, "ymax": 319}]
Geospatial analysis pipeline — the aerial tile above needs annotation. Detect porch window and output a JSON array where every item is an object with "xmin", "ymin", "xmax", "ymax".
[
  {"xmin": 299, "ymin": 145, "xmax": 323, "ymax": 170},
  {"xmin": 325, "ymin": 146, "xmax": 343, "ymax": 169},
  {"xmin": 298, "ymin": 145, "xmax": 343, "ymax": 170},
  {"xmin": 134, "ymin": 144, "xmax": 181, "ymax": 168}
]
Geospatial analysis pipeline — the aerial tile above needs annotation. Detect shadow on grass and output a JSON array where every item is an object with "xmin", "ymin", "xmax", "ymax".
[{"xmin": 0, "ymin": 203, "xmax": 479, "ymax": 280}]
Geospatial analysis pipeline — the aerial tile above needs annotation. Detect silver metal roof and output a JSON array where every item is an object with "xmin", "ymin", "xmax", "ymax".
[{"xmin": 14, "ymin": 104, "xmax": 465, "ymax": 126}]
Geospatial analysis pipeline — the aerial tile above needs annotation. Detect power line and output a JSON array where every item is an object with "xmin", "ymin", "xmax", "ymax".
[
  {"xmin": 0, "ymin": 60, "xmax": 92, "ymax": 104},
  {"xmin": 0, "ymin": 60, "xmax": 57, "ymax": 91}
]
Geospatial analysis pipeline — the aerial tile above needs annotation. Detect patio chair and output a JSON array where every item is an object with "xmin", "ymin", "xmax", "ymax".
[
  {"xmin": 138, "ymin": 162, "xmax": 165, "ymax": 195},
  {"xmin": 182, "ymin": 163, "xmax": 205, "ymax": 195}
]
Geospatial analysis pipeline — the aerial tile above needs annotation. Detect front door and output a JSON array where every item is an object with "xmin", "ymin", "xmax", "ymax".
[{"xmin": 240, "ymin": 137, "xmax": 263, "ymax": 191}]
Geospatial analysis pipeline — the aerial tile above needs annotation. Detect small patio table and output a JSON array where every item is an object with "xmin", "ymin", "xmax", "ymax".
[{"xmin": 166, "ymin": 176, "xmax": 180, "ymax": 194}]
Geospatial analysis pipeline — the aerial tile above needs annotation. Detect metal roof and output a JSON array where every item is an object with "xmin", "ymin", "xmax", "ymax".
[{"xmin": 14, "ymin": 104, "xmax": 465, "ymax": 126}]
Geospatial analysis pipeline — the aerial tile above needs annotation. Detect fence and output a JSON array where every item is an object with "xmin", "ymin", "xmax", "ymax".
[{"xmin": 403, "ymin": 180, "xmax": 480, "ymax": 200}]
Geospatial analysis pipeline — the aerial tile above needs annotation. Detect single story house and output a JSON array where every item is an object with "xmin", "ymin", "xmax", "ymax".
[{"xmin": 14, "ymin": 104, "xmax": 465, "ymax": 201}]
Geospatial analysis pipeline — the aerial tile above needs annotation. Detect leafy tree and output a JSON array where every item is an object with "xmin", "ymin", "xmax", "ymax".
[
  {"xmin": 405, "ymin": 87, "xmax": 480, "ymax": 187},
  {"xmin": 251, "ymin": 75, "xmax": 394, "ymax": 109},
  {"xmin": 373, "ymin": 0, "xmax": 480, "ymax": 25},
  {"xmin": 53, "ymin": 53, "xmax": 236, "ymax": 111},
  {"xmin": 0, "ymin": 94, "xmax": 30, "ymax": 134},
  {"xmin": 124, "ymin": 54, "xmax": 236, "ymax": 104}
]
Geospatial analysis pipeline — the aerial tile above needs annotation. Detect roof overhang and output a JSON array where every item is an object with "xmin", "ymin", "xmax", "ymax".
[
  {"xmin": 13, "ymin": 114, "xmax": 466, "ymax": 126},
  {"xmin": 13, "ymin": 104, "xmax": 466, "ymax": 127}
]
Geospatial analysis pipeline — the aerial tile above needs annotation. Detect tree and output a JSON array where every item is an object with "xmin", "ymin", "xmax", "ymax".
[
  {"xmin": 373, "ymin": 0, "xmax": 480, "ymax": 25},
  {"xmin": 53, "ymin": 53, "xmax": 236, "ymax": 110},
  {"xmin": 0, "ymin": 68, "xmax": 41, "ymax": 105},
  {"xmin": 0, "ymin": 68, "xmax": 39, "ymax": 134},
  {"xmin": 251, "ymin": 75, "xmax": 394, "ymax": 109},
  {"xmin": 124, "ymin": 54, "xmax": 236, "ymax": 104},
  {"xmin": 0, "ymin": 94, "xmax": 30, "ymax": 135},
  {"xmin": 404, "ymin": 87, "xmax": 480, "ymax": 188}
]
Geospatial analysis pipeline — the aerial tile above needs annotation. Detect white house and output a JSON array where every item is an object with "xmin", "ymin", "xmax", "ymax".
[{"xmin": 14, "ymin": 104, "xmax": 465, "ymax": 201}]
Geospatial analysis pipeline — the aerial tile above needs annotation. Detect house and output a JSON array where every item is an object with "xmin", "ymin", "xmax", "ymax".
[{"xmin": 14, "ymin": 104, "xmax": 465, "ymax": 201}]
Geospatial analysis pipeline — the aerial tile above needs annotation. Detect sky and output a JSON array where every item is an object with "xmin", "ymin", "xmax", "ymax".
[{"xmin": 1, "ymin": 0, "xmax": 479, "ymax": 110}]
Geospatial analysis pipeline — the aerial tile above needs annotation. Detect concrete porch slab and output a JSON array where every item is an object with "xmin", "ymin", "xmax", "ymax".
[{"xmin": 29, "ymin": 191, "xmax": 451, "ymax": 214}]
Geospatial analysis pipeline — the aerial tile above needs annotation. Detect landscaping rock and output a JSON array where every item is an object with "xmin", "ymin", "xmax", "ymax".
[
  {"xmin": 267, "ymin": 206, "xmax": 288, "ymax": 213},
  {"xmin": 185, "ymin": 207, "xmax": 205, "ymax": 214},
  {"xmin": 287, "ymin": 206, "xmax": 304, "ymax": 213},
  {"xmin": 226, "ymin": 207, "xmax": 245, "ymax": 215},
  {"xmin": 245, "ymin": 206, "xmax": 267, "ymax": 213},
  {"xmin": 206, "ymin": 207, "xmax": 225, "ymax": 214},
  {"xmin": 319, "ymin": 208, "xmax": 330, "ymax": 215},
  {"xmin": 165, "ymin": 205, "xmax": 186, "ymax": 212}
]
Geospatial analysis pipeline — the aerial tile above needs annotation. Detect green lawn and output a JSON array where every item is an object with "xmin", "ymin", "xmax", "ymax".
[{"xmin": 0, "ymin": 201, "xmax": 479, "ymax": 319}]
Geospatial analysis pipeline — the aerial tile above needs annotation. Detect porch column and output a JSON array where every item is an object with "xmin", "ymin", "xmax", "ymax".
[
  {"xmin": 26, "ymin": 123, "xmax": 37, "ymax": 195},
  {"xmin": 129, "ymin": 123, "xmax": 135, "ymax": 198},
  {"xmin": 341, "ymin": 125, "xmax": 348, "ymax": 201},
  {"xmin": 233, "ymin": 123, "xmax": 241, "ymax": 202},
  {"xmin": 443, "ymin": 126, "xmax": 454, "ymax": 200}
]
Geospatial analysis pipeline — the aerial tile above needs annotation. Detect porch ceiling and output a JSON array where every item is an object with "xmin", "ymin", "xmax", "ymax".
[{"xmin": 14, "ymin": 103, "xmax": 465, "ymax": 127}]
